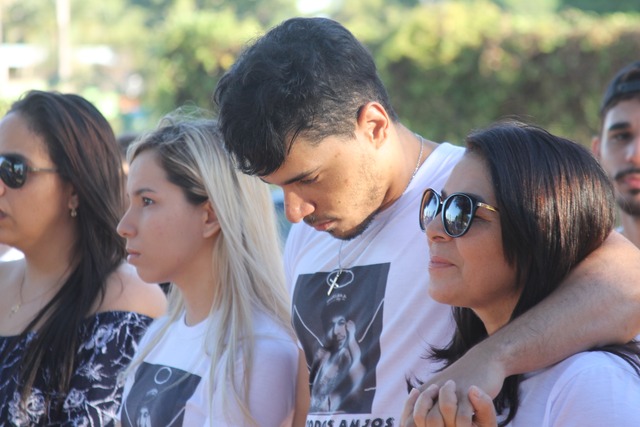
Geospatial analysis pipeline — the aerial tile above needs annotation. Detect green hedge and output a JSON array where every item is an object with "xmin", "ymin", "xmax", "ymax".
[
  {"xmin": 366, "ymin": 1, "xmax": 640, "ymax": 145},
  {"xmin": 139, "ymin": 1, "xmax": 640, "ymax": 147}
]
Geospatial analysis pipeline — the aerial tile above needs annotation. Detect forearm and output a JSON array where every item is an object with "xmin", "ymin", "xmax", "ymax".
[
  {"xmin": 347, "ymin": 336, "xmax": 362, "ymax": 361},
  {"xmin": 292, "ymin": 349, "xmax": 310, "ymax": 427},
  {"xmin": 484, "ymin": 231, "xmax": 640, "ymax": 377}
]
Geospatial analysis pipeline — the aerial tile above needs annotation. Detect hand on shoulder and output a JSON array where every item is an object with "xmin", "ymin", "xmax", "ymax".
[{"xmin": 97, "ymin": 262, "xmax": 167, "ymax": 318}]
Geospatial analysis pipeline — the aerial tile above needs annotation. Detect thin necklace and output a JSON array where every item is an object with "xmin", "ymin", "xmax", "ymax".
[
  {"xmin": 327, "ymin": 135, "xmax": 425, "ymax": 296},
  {"xmin": 9, "ymin": 268, "xmax": 58, "ymax": 317},
  {"xmin": 10, "ymin": 269, "xmax": 26, "ymax": 317}
]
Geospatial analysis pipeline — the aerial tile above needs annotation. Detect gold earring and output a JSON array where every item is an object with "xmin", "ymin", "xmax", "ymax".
[{"xmin": 70, "ymin": 208, "xmax": 77, "ymax": 218}]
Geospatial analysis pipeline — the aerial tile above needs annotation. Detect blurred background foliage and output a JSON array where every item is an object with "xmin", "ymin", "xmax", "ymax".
[{"xmin": 1, "ymin": 0, "xmax": 639, "ymax": 146}]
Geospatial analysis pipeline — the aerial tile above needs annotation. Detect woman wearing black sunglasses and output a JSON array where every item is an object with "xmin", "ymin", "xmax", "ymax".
[
  {"xmin": 402, "ymin": 121, "xmax": 640, "ymax": 426},
  {"xmin": 0, "ymin": 90, "xmax": 166, "ymax": 425}
]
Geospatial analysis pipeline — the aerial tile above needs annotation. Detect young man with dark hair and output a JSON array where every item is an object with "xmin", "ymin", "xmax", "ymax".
[
  {"xmin": 215, "ymin": 18, "xmax": 640, "ymax": 425},
  {"xmin": 593, "ymin": 61, "xmax": 640, "ymax": 248}
]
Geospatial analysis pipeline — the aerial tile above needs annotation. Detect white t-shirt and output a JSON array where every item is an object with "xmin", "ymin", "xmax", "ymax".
[
  {"xmin": 0, "ymin": 246, "xmax": 23, "ymax": 261},
  {"xmin": 284, "ymin": 142, "xmax": 463, "ymax": 425},
  {"xmin": 118, "ymin": 309, "xmax": 299, "ymax": 427},
  {"xmin": 506, "ymin": 351, "xmax": 640, "ymax": 426}
]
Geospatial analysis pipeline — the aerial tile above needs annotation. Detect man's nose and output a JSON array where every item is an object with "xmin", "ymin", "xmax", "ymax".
[{"xmin": 283, "ymin": 189, "xmax": 314, "ymax": 223}]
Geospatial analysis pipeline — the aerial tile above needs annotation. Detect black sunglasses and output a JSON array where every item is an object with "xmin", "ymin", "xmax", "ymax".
[
  {"xmin": 0, "ymin": 154, "xmax": 57, "ymax": 189},
  {"xmin": 419, "ymin": 188, "xmax": 499, "ymax": 237}
]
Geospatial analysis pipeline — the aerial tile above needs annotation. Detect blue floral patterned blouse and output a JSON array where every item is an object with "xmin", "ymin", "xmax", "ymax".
[{"xmin": 0, "ymin": 311, "xmax": 152, "ymax": 426}]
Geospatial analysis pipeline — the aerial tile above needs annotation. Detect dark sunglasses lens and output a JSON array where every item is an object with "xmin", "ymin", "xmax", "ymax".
[
  {"xmin": 420, "ymin": 190, "xmax": 440, "ymax": 230},
  {"xmin": 0, "ymin": 157, "xmax": 25, "ymax": 188},
  {"xmin": 443, "ymin": 195, "xmax": 472, "ymax": 237}
]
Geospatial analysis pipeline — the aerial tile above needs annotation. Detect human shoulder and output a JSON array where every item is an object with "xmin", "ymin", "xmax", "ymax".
[
  {"xmin": 425, "ymin": 141, "xmax": 464, "ymax": 161},
  {"xmin": 550, "ymin": 350, "xmax": 638, "ymax": 379},
  {"xmin": 247, "ymin": 317, "xmax": 300, "ymax": 405},
  {"xmin": 539, "ymin": 352, "xmax": 640, "ymax": 409},
  {"xmin": 537, "ymin": 352, "xmax": 640, "ymax": 425},
  {"xmin": 253, "ymin": 312, "xmax": 298, "ymax": 359},
  {"xmin": 96, "ymin": 262, "xmax": 167, "ymax": 318}
]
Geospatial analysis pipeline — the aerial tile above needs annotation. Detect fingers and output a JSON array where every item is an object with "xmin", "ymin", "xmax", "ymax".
[
  {"xmin": 437, "ymin": 380, "xmax": 474, "ymax": 427},
  {"xmin": 402, "ymin": 382, "xmax": 492, "ymax": 427},
  {"xmin": 346, "ymin": 320, "xmax": 356, "ymax": 333},
  {"xmin": 400, "ymin": 388, "xmax": 421, "ymax": 427},
  {"xmin": 414, "ymin": 384, "xmax": 440, "ymax": 427},
  {"xmin": 437, "ymin": 380, "xmax": 458, "ymax": 426},
  {"xmin": 468, "ymin": 386, "xmax": 498, "ymax": 427},
  {"xmin": 452, "ymin": 382, "xmax": 474, "ymax": 426}
]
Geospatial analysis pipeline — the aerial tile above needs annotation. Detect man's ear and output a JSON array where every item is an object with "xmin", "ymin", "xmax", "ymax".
[
  {"xmin": 202, "ymin": 201, "xmax": 221, "ymax": 238},
  {"xmin": 591, "ymin": 134, "xmax": 602, "ymax": 159},
  {"xmin": 356, "ymin": 102, "xmax": 390, "ymax": 149}
]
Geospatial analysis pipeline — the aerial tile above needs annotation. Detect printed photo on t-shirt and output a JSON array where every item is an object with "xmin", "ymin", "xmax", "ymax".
[
  {"xmin": 121, "ymin": 362, "xmax": 201, "ymax": 427},
  {"xmin": 292, "ymin": 262, "xmax": 389, "ymax": 415}
]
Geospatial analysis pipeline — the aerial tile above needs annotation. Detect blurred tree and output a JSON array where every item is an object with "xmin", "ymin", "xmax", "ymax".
[
  {"xmin": 1, "ymin": 0, "xmax": 149, "ymax": 92},
  {"xmin": 2, "ymin": 0, "xmax": 57, "ymax": 85},
  {"xmin": 493, "ymin": 0, "xmax": 560, "ymax": 14},
  {"xmin": 372, "ymin": 0, "xmax": 640, "ymax": 145},
  {"xmin": 3, "ymin": 0, "xmax": 639, "ymax": 144},
  {"xmin": 132, "ymin": 0, "xmax": 297, "ymax": 26},
  {"xmin": 141, "ymin": 6, "xmax": 262, "ymax": 117},
  {"xmin": 228, "ymin": 0, "xmax": 298, "ymax": 26},
  {"xmin": 559, "ymin": 0, "xmax": 640, "ymax": 14},
  {"xmin": 2, "ymin": 0, "xmax": 53, "ymax": 44}
]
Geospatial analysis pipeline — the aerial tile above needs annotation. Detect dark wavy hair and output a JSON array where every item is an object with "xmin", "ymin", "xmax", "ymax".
[
  {"xmin": 214, "ymin": 17, "xmax": 398, "ymax": 176},
  {"xmin": 429, "ymin": 121, "xmax": 640, "ymax": 425},
  {"xmin": 5, "ymin": 90, "xmax": 126, "ymax": 405}
]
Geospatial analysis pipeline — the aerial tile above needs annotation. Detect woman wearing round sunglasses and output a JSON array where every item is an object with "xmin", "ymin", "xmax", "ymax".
[
  {"xmin": 402, "ymin": 121, "xmax": 640, "ymax": 426},
  {"xmin": 0, "ymin": 91, "xmax": 166, "ymax": 425}
]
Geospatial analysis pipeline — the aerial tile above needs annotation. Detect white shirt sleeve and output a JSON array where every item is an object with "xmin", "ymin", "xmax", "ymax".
[
  {"xmin": 208, "ymin": 334, "xmax": 299, "ymax": 427},
  {"xmin": 543, "ymin": 353, "xmax": 640, "ymax": 427}
]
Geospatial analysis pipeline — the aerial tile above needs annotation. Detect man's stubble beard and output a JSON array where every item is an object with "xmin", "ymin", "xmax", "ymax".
[{"xmin": 617, "ymin": 189, "xmax": 640, "ymax": 217}]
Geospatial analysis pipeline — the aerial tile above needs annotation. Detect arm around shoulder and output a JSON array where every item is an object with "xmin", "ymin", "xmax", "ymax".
[
  {"xmin": 408, "ymin": 232, "xmax": 640, "ymax": 425},
  {"xmin": 97, "ymin": 262, "xmax": 168, "ymax": 318},
  {"xmin": 557, "ymin": 231, "xmax": 640, "ymax": 343},
  {"xmin": 482, "ymin": 231, "xmax": 640, "ymax": 379}
]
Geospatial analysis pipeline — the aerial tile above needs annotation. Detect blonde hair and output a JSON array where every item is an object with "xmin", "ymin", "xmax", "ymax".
[{"xmin": 122, "ymin": 109, "xmax": 292, "ymax": 425}]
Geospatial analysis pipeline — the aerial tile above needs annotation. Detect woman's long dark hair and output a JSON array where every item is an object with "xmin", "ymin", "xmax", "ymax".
[
  {"xmin": 4, "ymin": 90, "xmax": 126, "ymax": 405},
  {"xmin": 429, "ymin": 121, "xmax": 640, "ymax": 425}
]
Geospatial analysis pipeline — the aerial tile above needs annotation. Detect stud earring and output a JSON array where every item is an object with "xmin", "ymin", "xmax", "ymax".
[{"xmin": 70, "ymin": 208, "xmax": 77, "ymax": 218}]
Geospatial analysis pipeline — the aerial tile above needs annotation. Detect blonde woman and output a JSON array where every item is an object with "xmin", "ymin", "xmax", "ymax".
[{"xmin": 116, "ymin": 111, "xmax": 308, "ymax": 426}]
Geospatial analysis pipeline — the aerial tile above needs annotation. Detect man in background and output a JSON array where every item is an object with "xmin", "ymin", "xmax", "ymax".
[{"xmin": 593, "ymin": 61, "xmax": 640, "ymax": 247}]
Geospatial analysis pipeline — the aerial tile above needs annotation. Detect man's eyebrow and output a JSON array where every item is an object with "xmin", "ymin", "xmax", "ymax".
[
  {"xmin": 260, "ymin": 169, "xmax": 318, "ymax": 186},
  {"xmin": 282, "ymin": 171, "xmax": 316, "ymax": 185},
  {"xmin": 606, "ymin": 121, "xmax": 631, "ymax": 133}
]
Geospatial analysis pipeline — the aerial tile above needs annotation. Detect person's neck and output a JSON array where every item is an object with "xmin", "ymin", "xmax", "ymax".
[
  {"xmin": 16, "ymin": 257, "xmax": 74, "ymax": 326},
  {"xmin": 182, "ymin": 288, "xmax": 215, "ymax": 326},
  {"xmin": 619, "ymin": 212, "xmax": 640, "ymax": 249},
  {"xmin": 378, "ymin": 125, "xmax": 437, "ymax": 212},
  {"xmin": 174, "ymin": 254, "xmax": 218, "ymax": 327},
  {"xmin": 21, "ymin": 234, "xmax": 77, "ymax": 297}
]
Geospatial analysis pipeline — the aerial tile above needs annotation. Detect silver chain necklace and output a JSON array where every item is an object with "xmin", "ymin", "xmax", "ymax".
[{"xmin": 326, "ymin": 135, "xmax": 425, "ymax": 295}]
